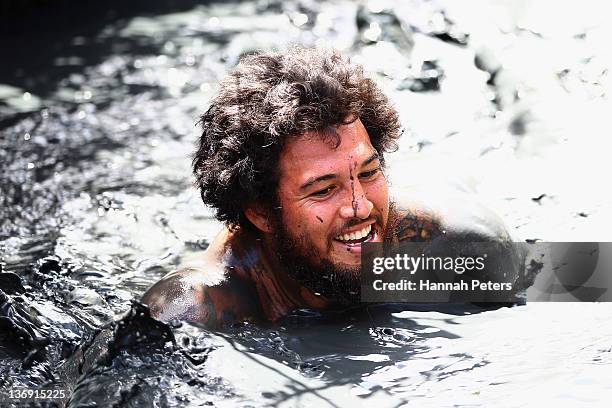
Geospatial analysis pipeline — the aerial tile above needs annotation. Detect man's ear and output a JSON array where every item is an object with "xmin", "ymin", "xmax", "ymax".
[{"xmin": 244, "ymin": 203, "xmax": 273, "ymax": 233}]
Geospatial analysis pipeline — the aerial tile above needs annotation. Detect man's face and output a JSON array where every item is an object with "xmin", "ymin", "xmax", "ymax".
[{"xmin": 272, "ymin": 118, "xmax": 390, "ymax": 301}]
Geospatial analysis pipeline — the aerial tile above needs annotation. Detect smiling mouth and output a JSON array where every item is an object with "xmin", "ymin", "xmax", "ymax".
[{"xmin": 334, "ymin": 224, "xmax": 375, "ymax": 246}]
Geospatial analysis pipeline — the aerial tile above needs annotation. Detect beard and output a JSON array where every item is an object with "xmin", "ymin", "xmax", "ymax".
[{"xmin": 270, "ymin": 202, "xmax": 399, "ymax": 306}]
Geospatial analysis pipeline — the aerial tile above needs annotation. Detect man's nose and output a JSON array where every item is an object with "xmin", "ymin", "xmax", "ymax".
[{"xmin": 339, "ymin": 182, "xmax": 374, "ymax": 219}]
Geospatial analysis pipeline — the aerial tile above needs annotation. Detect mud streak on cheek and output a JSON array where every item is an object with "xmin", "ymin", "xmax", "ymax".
[{"xmin": 349, "ymin": 163, "xmax": 357, "ymax": 218}]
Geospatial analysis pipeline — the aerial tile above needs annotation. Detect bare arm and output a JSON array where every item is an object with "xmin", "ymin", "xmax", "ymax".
[
  {"xmin": 141, "ymin": 267, "xmax": 263, "ymax": 328},
  {"xmin": 394, "ymin": 192, "xmax": 513, "ymax": 243},
  {"xmin": 141, "ymin": 269, "xmax": 218, "ymax": 326},
  {"xmin": 394, "ymin": 194, "xmax": 527, "ymax": 298}
]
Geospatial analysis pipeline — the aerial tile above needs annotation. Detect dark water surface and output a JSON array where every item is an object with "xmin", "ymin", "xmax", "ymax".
[{"xmin": 2, "ymin": 0, "xmax": 612, "ymax": 406}]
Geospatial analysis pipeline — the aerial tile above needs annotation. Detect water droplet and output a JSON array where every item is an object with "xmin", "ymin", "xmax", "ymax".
[
  {"xmin": 363, "ymin": 22, "xmax": 382, "ymax": 42},
  {"xmin": 27, "ymin": 162, "xmax": 35, "ymax": 169},
  {"xmin": 163, "ymin": 41, "xmax": 176, "ymax": 53},
  {"xmin": 208, "ymin": 17, "xmax": 220, "ymax": 28},
  {"xmin": 24, "ymin": 133, "xmax": 30, "ymax": 140},
  {"xmin": 293, "ymin": 13, "xmax": 308, "ymax": 27}
]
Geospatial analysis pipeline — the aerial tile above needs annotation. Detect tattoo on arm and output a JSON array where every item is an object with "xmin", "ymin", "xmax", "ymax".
[{"xmin": 395, "ymin": 209, "xmax": 442, "ymax": 242}]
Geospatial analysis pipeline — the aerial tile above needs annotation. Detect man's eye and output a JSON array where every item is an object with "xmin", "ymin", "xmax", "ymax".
[
  {"xmin": 359, "ymin": 168, "xmax": 380, "ymax": 179},
  {"xmin": 311, "ymin": 186, "xmax": 335, "ymax": 197}
]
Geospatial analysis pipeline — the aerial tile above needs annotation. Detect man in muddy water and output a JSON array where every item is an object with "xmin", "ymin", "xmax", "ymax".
[{"xmin": 142, "ymin": 47, "xmax": 515, "ymax": 327}]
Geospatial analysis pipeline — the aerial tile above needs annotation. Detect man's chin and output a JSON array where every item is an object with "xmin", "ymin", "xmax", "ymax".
[
  {"xmin": 279, "ymin": 253, "xmax": 362, "ymax": 305},
  {"xmin": 326, "ymin": 258, "xmax": 361, "ymax": 275},
  {"xmin": 272, "ymin": 217, "xmax": 394, "ymax": 306}
]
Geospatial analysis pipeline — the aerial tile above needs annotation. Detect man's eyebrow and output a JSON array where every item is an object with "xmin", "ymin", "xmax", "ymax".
[
  {"xmin": 362, "ymin": 152, "xmax": 380, "ymax": 167},
  {"xmin": 298, "ymin": 152, "xmax": 380, "ymax": 192},
  {"xmin": 299, "ymin": 174, "xmax": 336, "ymax": 192}
]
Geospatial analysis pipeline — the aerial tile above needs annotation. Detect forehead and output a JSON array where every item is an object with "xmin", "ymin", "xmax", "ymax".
[{"xmin": 277, "ymin": 118, "xmax": 375, "ymax": 181}]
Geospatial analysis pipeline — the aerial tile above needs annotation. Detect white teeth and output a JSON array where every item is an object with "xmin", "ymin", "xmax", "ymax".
[{"xmin": 336, "ymin": 224, "xmax": 372, "ymax": 242}]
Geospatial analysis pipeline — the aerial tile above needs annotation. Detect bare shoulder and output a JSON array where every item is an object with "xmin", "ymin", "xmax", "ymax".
[
  {"xmin": 393, "ymin": 191, "xmax": 526, "ymax": 293},
  {"xmin": 141, "ymin": 268, "xmax": 217, "ymax": 326},
  {"xmin": 393, "ymin": 191, "xmax": 513, "ymax": 244},
  {"xmin": 141, "ymin": 266, "xmax": 261, "ymax": 328}
]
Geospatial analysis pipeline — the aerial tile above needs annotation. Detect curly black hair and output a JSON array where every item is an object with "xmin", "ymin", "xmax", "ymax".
[{"xmin": 193, "ymin": 47, "xmax": 402, "ymax": 231}]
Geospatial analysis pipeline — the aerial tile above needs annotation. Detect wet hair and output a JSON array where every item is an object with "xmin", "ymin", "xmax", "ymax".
[{"xmin": 193, "ymin": 47, "xmax": 402, "ymax": 231}]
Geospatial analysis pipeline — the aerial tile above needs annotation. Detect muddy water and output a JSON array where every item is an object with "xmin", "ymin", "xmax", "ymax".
[{"xmin": 1, "ymin": 0, "xmax": 612, "ymax": 406}]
